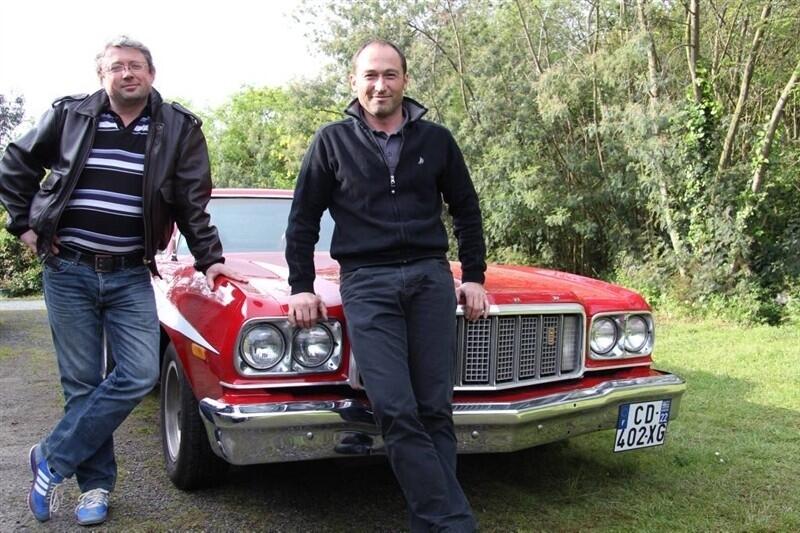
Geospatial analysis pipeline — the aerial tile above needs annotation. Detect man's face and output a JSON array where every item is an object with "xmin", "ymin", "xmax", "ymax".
[
  {"xmin": 350, "ymin": 44, "xmax": 408, "ymax": 121},
  {"xmin": 99, "ymin": 47, "xmax": 154, "ymax": 107}
]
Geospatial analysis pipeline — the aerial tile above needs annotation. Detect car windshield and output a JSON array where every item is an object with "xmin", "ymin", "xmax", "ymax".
[{"xmin": 176, "ymin": 196, "xmax": 334, "ymax": 254}]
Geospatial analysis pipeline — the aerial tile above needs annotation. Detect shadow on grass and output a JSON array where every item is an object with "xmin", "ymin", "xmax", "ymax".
[{"xmin": 168, "ymin": 366, "xmax": 799, "ymax": 532}]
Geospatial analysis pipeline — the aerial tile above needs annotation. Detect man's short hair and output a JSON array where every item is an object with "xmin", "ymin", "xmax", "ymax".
[
  {"xmin": 95, "ymin": 35, "xmax": 155, "ymax": 76},
  {"xmin": 351, "ymin": 39, "xmax": 407, "ymax": 74}
]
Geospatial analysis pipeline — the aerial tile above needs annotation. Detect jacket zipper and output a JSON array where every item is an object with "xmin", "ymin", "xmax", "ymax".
[{"xmin": 363, "ymin": 124, "xmax": 408, "ymax": 257}]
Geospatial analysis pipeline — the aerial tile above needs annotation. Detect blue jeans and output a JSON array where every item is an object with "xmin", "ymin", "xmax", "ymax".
[
  {"xmin": 339, "ymin": 258, "xmax": 476, "ymax": 533},
  {"xmin": 40, "ymin": 256, "xmax": 159, "ymax": 492}
]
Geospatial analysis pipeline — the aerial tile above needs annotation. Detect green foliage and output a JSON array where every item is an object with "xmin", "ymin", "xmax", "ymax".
[
  {"xmin": 0, "ymin": 93, "xmax": 25, "ymax": 152},
  {"xmin": 0, "ymin": 94, "xmax": 39, "ymax": 296},
  {"xmin": 0, "ymin": 214, "xmax": 42, "ymax": 296},
  {"xmin": 290, "ymin": 0, "xmax": 800, "ymax": 322},
  {"xmin": 204, "ymin": 83, "xmax": 343, "ymax": 189},
  {"xmin": 184, "ymin": 0, "xmax": 800, "ymax": 324},
  {"xmin": 2, "ymin": 3, "xmax": 793, "ymax": 324}
]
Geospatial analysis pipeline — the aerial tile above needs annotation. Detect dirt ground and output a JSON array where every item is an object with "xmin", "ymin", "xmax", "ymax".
[{"xmin": 0, "ymin": 308, "xmax": 414, "ymax": 532}]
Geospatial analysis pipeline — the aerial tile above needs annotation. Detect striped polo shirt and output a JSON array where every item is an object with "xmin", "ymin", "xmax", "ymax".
[{"xmin": 57, "ymin": 108, "xmax": 149, "ymax": 255}]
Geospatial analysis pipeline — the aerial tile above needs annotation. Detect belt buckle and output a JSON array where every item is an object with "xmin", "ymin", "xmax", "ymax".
[{"xmin": 94, "ymin": 255, "xmax": 114, "ymax": 273}]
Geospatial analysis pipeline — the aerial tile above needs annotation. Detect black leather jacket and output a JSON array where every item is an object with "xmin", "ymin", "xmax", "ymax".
[{"xmin": 0, "ymin": 89, "xmax": 223, "ymax": 275}]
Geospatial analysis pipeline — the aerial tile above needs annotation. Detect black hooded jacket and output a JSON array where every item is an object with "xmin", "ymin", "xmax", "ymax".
[{"xmin": 286, "ymin": 97, "xmax": 486, "ymax": 294}]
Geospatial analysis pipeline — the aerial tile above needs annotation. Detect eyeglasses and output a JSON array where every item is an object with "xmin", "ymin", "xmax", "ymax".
[{"xmin": 105, "ymin": 62, "xmax": 148, "ymax": 74}]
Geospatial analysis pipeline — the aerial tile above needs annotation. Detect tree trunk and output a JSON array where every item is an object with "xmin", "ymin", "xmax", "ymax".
[
  {"xmin": 533, "ymin": 6, "xmax": 552, "ymax": 70},
  {"xmin": 751, "ymin": 59, "xmax": 800, "ymax": 193},
  {"xmin": 709, "ymin": 0, "xmax": 742, "ymax": 104},
  {"xmin": 444, "ymin": 0, "xmax": 479, "ymax": 126},
  {"xmin": 407, "ymin": 17, "xmax": 478, "ymax": 125},
  {"xmin": 590, "ymin": 0, "xmax": 606, "ymax": 174},
  {"xmin": 717, "ymin": 2, "xmax": 772, "ymax": 175},
  {"xmin": 638, "ymin": 0, "xmax": 660, "ymax": 102},
  {"xmin": 514, "ymin": 0, "xmax": 544, "ymax": 76},
  {"xmin": 686, "ymin": 0, "xmax": 702, "ymax": 102},
  {"xmin": 636, "ymin": 0, "xmax": 686, "ymax": 276}
]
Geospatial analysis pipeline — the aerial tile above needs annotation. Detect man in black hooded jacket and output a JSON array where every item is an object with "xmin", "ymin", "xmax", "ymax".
[{"xmin": 285, "ymin": 39, "xmax": 487, "ymax": 532}]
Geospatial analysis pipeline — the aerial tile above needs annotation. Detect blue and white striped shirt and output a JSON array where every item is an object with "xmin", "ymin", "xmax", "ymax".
[{"xmin": 57, "ymin": 111, "xmax": 149, "ymax": 255}]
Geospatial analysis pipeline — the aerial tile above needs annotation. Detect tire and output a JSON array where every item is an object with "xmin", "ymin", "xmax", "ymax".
[{"xmin": 160, "ymin": 344, "xmax": 229, "ymax": 489}]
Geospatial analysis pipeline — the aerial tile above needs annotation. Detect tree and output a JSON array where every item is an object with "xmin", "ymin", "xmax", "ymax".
[
  {"xmin": 204, "ymin": 82, "xmax": 342, "ymax": 189},
  {"xmin": 751, "ymin": 58, "xmax": 800, "ymax": 194},
  {"xmin": 0, "ymin": 94, "xmax": 40, "ymax": 296},
  {"xmin": 0, "ymin": 94, "xmax": 25, "ymax": 154},
  {"xmin": 282, "ymin": 0, "xmax": 800, "ymax": 322}
]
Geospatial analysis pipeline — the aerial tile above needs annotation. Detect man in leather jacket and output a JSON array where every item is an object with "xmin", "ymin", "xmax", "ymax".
[{"xmin": 0, "ymin": 36, "xmax": 242, "ymax": 526}]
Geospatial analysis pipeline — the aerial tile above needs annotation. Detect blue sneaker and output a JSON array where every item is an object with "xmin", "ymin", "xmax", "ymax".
[
  {"xmin": 75, "ymin": 488, "xmax": 109, "ymax": 526},
  {"xmin": 27, "ymin": 444, "xmax": 64, "ymax": 522}
]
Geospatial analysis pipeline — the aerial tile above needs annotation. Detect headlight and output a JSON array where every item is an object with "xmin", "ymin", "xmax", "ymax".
[
  {"xmin": 236, "ymin": 319, "xmax": 344, "ymax": 376},
  {"xmin": 590, "ymin": 317, "xmax": 617, "ymax": 355},
  {"xmin": 624, "ymin": 315, "xmax": 650, "ymax": 352},
  {"xmin": 241, "ymin": 325, "xmax": 285, "ymax": 369},
  {"xmin": 293, "ymin": 325, "xmax": 334, "ymax": 367}
]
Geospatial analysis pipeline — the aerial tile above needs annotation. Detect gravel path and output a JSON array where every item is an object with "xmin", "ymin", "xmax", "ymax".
[
  {"xmin": 1, "ymin": 307, "xmax": 571, "ymax": 532},
  {"xmin": 0, "ymin": 309, "xmax": 413, "ymax": 532},
  {"xmin": 0, "ymin": 299, "xmax": 46, "ymax": 311}
]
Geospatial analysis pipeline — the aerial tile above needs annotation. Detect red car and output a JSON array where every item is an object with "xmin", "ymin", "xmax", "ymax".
[{"xmin": 154, "ymin": 188, "xmax": 686, "ymax": 489}]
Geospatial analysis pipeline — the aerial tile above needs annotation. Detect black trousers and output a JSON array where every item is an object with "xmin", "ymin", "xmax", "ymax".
[{"xmin": 340, "ymin": 258, "xmax": 476, "ymax": 533}]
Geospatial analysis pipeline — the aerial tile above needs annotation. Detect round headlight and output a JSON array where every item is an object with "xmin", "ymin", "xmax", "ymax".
[
  {"xmin": 241, "ymin": 325, "xmax": 285, "ymax": 369},
  {"xmin": 590, "ymin": 317, "xmax": 618, "ymax": 355},
  {"xmin": 293, "ymin": 325, "xmax": 334, "ymax": 368},
  {"xmin": 624, "ymin": 315, "xmax": 649, "ymax": 352}
]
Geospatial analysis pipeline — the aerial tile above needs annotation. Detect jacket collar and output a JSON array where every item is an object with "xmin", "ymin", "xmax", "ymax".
[
  {"xmin": 345, "ymin": 96, "xmax": 428, "ymax": 129},
  {"xmin": 74, "ymin": 88, "xmax": 164, "ymax": 119}
]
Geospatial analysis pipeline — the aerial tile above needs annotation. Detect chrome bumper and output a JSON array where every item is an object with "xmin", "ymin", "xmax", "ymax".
[{"xmin": 199, "ymin": 373, "xmax": 686, "ymax": 465}]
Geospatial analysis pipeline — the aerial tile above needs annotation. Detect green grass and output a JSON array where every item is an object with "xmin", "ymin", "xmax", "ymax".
[
  {"xmin": 118, "ymin": 317, "xmax": 800, "ymax": 532},
  {"xmin": 120, "ymin": 317, "xmax": 800, "ymax": 532},
  {"xmin": 107, "ymin": 315, "xmax": 800, "ymax": 531},
  {"xmin": 461, "ymin": 315, "xmax": 800, "ymax": 532}
]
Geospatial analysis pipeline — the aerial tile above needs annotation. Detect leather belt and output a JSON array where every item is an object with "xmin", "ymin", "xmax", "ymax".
[{"xmin": 54, "ymin": 247, "xmax": 145, "ymax": 273}]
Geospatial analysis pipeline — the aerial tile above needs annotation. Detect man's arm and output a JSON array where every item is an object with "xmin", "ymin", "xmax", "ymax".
[
  {"xmin": 285, "ymin": 131, "xmax": 334, "ymax": 328},
  {"xmin": 170, "ymin": 121, "xmax": 222, "ymax": 270},
  {"xmin": 169, "ymin": 118, "xmax": 245, "ymax": 288},
  {"xmin": 439, "ymin": 132, "xmax": 486, "ymax": 284},
  {"xmin": 0, "ymin": 107, "xmax": 61, "ymax": 238},
  {"xmin": 439, "ymin": 131, "xmax": 489, "ymax": 320}
]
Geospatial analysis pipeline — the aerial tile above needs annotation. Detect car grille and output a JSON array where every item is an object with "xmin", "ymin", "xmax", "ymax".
[{"xmin": 455, "ymin": 311, "xmax": 584, "ymax": 390}]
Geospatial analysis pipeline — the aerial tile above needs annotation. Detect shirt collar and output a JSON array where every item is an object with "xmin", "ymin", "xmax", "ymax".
[
  {"xmin": 102, "ymin": 97, "xmax": 152, "ymax": 121},
  {"xmin": 359, "ymin": 104, "xmax": 407, "ymax": 136}
]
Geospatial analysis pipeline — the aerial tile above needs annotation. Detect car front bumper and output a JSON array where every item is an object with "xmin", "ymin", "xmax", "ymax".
[{"xmin": 199, "ymin": 372, "xmax": 686, "ymax": 465}]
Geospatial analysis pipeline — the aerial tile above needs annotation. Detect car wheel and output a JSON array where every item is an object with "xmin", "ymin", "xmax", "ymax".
[{"xmin": 160, "ymin": 344, "xmax": 229, "ymax": 489}]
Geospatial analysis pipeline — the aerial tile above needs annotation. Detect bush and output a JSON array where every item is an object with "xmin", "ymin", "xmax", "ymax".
[
  {"xmin": 611, "ymin": 251, "xmax": 795, "ymax": 325},
  {"xmin": 0, "ymin": 229, "xmax": 42, "ymax": 296},
  {"xmin": 612, "ymin": 251, "xmax": 676, "ymax": 308}
]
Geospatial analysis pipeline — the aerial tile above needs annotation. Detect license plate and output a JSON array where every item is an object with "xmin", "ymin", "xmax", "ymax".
[{"xmin": 614, "ymin": 400, "xmax": 671, "ymax": 452}]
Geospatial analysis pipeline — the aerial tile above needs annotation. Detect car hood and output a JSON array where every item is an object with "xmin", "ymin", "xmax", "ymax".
[{"xmin": 220, "ymin": 253, "xmax": 648, "ymax": 313}]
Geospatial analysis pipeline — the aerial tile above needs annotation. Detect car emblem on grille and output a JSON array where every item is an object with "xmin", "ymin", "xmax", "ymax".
[{"xmin": 546, "ymin": 326, "xmax": 557, "ymax": 346}]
